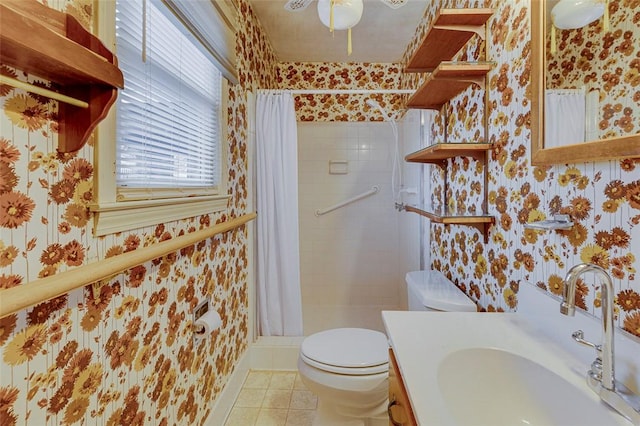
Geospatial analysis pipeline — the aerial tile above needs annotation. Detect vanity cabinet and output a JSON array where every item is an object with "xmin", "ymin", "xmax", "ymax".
[
  {"xmin": 0, "ymin": 0, "xmax": 124, "ymax": 153},
  {"xmin": 388, "ymin": 349, "xmax": 417, "ymax": 426},
  {"xmin": 403, "ymin": 8, "xmax": 494, "ymax": 243}
]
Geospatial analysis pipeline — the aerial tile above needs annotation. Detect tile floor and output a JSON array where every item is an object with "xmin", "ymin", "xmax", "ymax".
[{"xmin": 224, "ymin": 370, "xmax": 318, "ymax": 426}]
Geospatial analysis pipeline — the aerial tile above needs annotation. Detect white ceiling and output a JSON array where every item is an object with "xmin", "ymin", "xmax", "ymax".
[{"xmin": 248, "ymin": 0, "xmax": 429, "ymax": 63}]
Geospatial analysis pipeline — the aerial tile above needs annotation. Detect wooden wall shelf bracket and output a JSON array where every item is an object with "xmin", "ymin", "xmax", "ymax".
[
  {"xmin": 0, "ymin": 0, "xmax": 124, "ymax": 153},
  {"xmin": 432, "ymin": 24, "xmax": 485, "ymax": 40}
]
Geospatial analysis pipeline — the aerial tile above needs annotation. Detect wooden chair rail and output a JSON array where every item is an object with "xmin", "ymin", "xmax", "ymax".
[{"xmin": 0, "ymin": 213, "xmax": 256, "ymax": 319}]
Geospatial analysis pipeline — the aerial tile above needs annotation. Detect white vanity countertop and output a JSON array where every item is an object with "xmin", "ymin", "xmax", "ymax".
[{"xmin": 382, "ymin": 310, "xmax": 633, "ymax": 426}]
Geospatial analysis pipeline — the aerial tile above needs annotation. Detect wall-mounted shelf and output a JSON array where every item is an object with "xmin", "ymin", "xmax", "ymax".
[
  {"xmin": 402, "ymin": 7, "xmax": 494, "ymax": 243},
  {"xmin": 404, "ymin": 142, "xmax": 494, "ymax": 242},
  {"xmin": 405, "ymin": 142, "xmax": 492, "ymax": 167},
  {"xmin": 0, "ymin": 0, "xmax": 124, "ymax": 152},
  {"xmin": 404, "ymin": 204, "xmax": 495, "ymax": 243},
  {"xmin": 406, "ymin": 62, "xmax": 493, "ymax": 110},
  {"xmin": 405, "ymin": 8, "xmax": 494, "ymax": 73}
]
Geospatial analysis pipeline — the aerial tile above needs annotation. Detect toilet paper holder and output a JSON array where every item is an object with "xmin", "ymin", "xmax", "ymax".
[
  {"xmin": 192, "ymin": 297, "xmax": 221, "ymax": 346},
  {"xmin": 193, "ymin": 299, "xmax": 210, "ymax": 335}
]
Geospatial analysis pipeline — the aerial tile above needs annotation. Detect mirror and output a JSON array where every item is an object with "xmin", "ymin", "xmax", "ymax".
[{"xmin": 531, "ymin": 0, "xmax": 640, "ymax": 165}]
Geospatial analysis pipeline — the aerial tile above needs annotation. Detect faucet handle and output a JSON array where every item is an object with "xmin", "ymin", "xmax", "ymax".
[{"xmin": 572, "ymin": 330, "xmax": 602, "ymax": 353}]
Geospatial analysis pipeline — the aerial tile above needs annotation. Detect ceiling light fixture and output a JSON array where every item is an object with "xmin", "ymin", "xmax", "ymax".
[
  {"xmin": 317, "ymin": 0, "xmax": 363, "ymax": 55},
  {"xmin": 551, "ymin": 0, "xmax": 606, "ymax": 29},
  {"xmin": 284, "ymin": 0, "xmax": 406, "ymax": 57},
  {"xmin": 549, "ymin": 0, "xmax": 609, "ymax": 55}
]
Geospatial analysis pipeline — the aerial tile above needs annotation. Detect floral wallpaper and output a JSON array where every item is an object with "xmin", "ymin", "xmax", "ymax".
[
  {"xmin": 276, "ymin": 62, "xmax": 404, "ymax": 122},
  {"xmin": 401, "ymin": 0, "xmax": 640, "ymax": 339},
  {"xmin": 0, "ymin": 0, "xmax": 279, "ymax": 424},
  {"xmin": 547, "ymin": 0, "xmax": 639, "ymax": 139},
  {"xmin": 4, "ymin": 0, "xmax": 639, "ymax": 422}
]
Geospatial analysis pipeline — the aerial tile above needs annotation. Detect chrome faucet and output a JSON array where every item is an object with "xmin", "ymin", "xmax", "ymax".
[{"xmin": 562, "ymin": 263, "xmax": 640, "ymax": 424}]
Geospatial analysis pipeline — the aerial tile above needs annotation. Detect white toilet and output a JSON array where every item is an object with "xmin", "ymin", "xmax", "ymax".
[
  {"xmin": 297, "ymin": 328, "xmax": 389, "ymax": 426},
  {"xmin": 297, "ymin": 269, "xmax": 476, "ymax": 426},
  {"xmin": 405, "ymin": 269, "xmax": 478, "ymax": 312}
]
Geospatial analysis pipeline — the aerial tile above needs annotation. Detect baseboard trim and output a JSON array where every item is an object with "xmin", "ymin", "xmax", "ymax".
[
  {"xmin": 206, "ymin": 337, "xmax": 304, "ymax": 425},
  {"xmin": 249, "ymin": 336, "xmax": 303, "ymax": 370},
  {"xmin": 206, "ymin": 350, "xmax": 250, "ymax": 426}
]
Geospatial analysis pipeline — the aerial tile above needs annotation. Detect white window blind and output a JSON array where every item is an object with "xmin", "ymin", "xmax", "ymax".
[{"xmin": 115, "ymin": 0, "xmax": 222, "ymax": 195}]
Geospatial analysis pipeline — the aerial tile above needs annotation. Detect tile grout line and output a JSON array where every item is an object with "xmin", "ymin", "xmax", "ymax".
[{"xmin": 224, "ymin": 370, "xmax": 317, "ymax": 426}]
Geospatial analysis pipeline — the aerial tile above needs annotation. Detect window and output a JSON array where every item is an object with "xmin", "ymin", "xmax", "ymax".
[
  {"xmin": 116, "ymin": 0, "xmax": 222, "ymax": 196},
  {"xmin": 93, "ymin": 0, "xmax": 238, "ymax": 236}
]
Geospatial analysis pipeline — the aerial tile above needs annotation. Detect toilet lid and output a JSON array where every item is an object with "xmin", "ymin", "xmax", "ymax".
[{"xmin": 300, "ymin": 328, "xmax": 389, "ymax": 371}]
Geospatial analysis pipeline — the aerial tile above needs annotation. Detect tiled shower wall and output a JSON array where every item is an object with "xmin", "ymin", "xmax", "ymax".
[{"xmin": 297, "ymin": 122, "xmax": 405, "ymax": 335}]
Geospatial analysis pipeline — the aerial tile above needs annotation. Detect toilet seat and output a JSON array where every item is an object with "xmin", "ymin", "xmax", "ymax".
[
  {"xmin": 300, "ymin": 352, "xmax": 388, "ymax": 375},
  {"xmin": 300, "ymin": 328, "xmax": 389, "ymax": 375}
]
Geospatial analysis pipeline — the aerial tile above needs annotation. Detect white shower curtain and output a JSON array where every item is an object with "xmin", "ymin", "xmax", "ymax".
[
  {"xmin": 255, "ymin": 91, "xmax": 303, "ymax": 336},
  {"xmin": 545, "ymin": 89, "xmax": 586, "ymax": 148}
]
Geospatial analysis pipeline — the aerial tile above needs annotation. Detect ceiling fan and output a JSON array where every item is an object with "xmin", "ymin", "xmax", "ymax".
[{"xmin": 284, "ymin": 0, "xmax": 408, "ymax": 55}]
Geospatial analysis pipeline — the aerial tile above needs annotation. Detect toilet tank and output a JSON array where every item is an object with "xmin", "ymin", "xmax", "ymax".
[{"xmin": 405, "ymin": 270, "xmax": 477, "ymax": 312}]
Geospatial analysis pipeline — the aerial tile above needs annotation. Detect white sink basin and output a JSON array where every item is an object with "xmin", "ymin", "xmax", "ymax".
[
  {"xmin": 382, "ymin": 309, "xmax": 634, "ymax": 425},
  {"xmin": 438, "ymin": 348, "xmax": 621, "ymax": 426}
]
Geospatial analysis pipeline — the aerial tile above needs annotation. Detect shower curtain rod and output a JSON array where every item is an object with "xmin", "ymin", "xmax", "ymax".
[{"xmin": 260, "ymin": 89, "xmax": 415, "ymax": 95}]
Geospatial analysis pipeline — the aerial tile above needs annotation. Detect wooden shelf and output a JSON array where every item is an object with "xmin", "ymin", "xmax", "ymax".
[
  {"xmin": 404, "ymin": 204, "xmax": 494, "ymax": 243},
  {"xmin": 402, "ymin": 7, "xmax": 494, "ymax": 243},
  {"xmin": 406, "ymin": 62, "xmax": 493, "ymax": 110},
  {"xmin": 1, "ymin": 0, "xmax": 124, "ymax": 152},
  {"xmin": 405, "ymin": 8, "xmax": 494, "ymax": 73},
  {"xmin": 405, "ymin": 142, "xmax": 492, "ymax": 167}
]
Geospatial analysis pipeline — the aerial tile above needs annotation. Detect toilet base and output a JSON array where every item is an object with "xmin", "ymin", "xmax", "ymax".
[{"xmin": 313, "ymin": 401, "xmax": 388, "ymax": 426}]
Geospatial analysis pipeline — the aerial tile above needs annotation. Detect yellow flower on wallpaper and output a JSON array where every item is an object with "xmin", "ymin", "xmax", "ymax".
[
  {"xmin": 73, "ymin": 180, "xmax": 93, "ymax": 206},
  {"xmin": 548, "ymin": 275, "xmax": 564, "ymax": 296},
  {"xmin": 4, "ymin": 94, "xmax": 48, "ymax": 131},
  {"xmin": 2, "ymin": 324, "xmax": 47, "ymax": 365},
  {"xmin": 504, "ymin": 160, "xmax": 517, "ymax": 179},
  {"xmin": 602, "ymin": 199, "xmax": 621, "ymax": 213},
  {"xmin": 72, "ymin": 363, "xmax": 103, "ymax": 399},
  {"xmin": 523, "ymin": 228, "xmax": 539, "ymax": 244},
  {"xmin": 580, "ymin": 243, "xmax": 610, "ymax": 269},
  {"xmin": 558, "ymin": 174, "xmax": 571, "ymax": 187},
  {"xmin": 532, "ymin": 166, "xmax": 547, "ymax": 182},
  {"xmin": 503, "ymin": 287, "xmax": 517, "ymax": 309},
  {"xmin": 527, "ymin": 209, "xmax": 545, "ymax": 223},
  {"xmin": 474, "ymin": 255, "xmax": 487, "ymax": 279}
]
